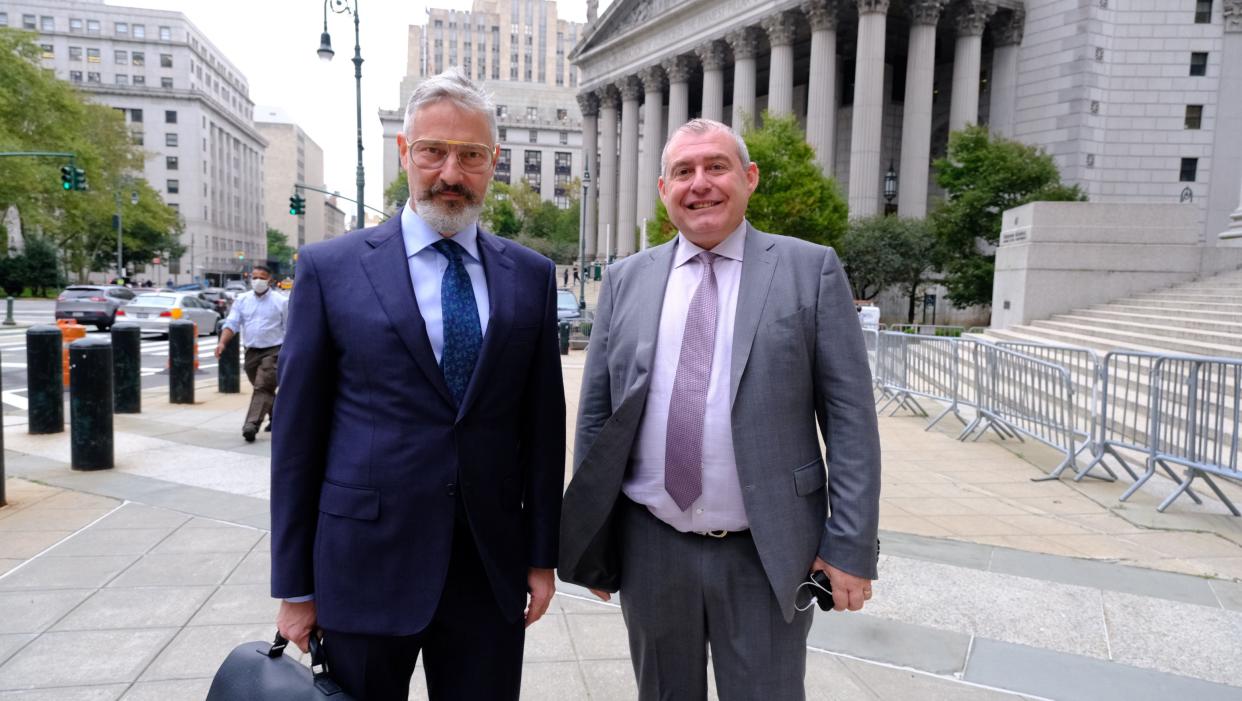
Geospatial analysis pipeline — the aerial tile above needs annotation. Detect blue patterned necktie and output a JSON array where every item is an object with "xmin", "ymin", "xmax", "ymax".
[{"xmin": 432, "ymin": 239, "xmax": 482, "ymax": 404}]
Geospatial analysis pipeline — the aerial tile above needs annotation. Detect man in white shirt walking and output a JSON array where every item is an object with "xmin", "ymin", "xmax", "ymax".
[{"xmin": 215, "ymin": 265, "xmax": 288, "ymax": 442}]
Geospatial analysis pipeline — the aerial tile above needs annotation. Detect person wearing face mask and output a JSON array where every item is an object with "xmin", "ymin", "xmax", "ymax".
[{"xmin": 216, "ymin": 265, "xmax": 288, "ymax": 442}]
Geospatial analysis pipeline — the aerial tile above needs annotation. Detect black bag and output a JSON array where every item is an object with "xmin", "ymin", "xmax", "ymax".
[{"xmin": 205, "ymin": 630, "xmax": 354, "ymax": 700}]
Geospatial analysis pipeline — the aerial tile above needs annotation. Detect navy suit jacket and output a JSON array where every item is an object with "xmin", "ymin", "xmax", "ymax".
[{"xmin": 270, "ymin": 215, "xmax": 565, "ymax": 636}]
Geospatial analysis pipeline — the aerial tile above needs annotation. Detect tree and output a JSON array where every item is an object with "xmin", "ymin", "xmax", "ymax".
[
  {"xmin": 644, "ymin": 113, "xmax": 848, "ymax": 249},
  {"xmin": 266, "ymin": 227, "xmax": 296, "ymax": 274},
  {"xmin": 839, "ymin": 216, "xmax": 939, "ymax": 322},
  {"xmin": 384, "ymin": 171, "xmax": 409, "ymax": 212},
  {"xmin": 932, "ymin": 125, "xmax": 1085, "ymax": 308},
  {"xmin": 481, "ymin": 181, "xmax": 522, "ymax": 237}
]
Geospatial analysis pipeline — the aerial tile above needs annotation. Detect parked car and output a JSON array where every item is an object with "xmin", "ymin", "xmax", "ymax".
[
  {"xmin": 117, "ymin": 292, "xmax": 221, "ymax": 336},
  {"xmin": 198, "ymin": 288, "xmax": 233, "ymax": 318},
  {"xmin": 224, "ymin": 280, "xmax": 248, "ymax": 294},
  {"xmin": 556, "ymin": 288, "xmax": 581, "ymax": 322},
  {"xmin": 54, "ymin": 285, "xmax": 137, "ymax": 330}
]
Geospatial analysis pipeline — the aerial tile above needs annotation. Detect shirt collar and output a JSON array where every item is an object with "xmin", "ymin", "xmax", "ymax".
[
  {"xmin": 401, "ymin": 201, "xmax": 481, "ymax": 262},
  {"xmin": 673, "ymin": 220, "xmax": 747, "ymax": 268}
]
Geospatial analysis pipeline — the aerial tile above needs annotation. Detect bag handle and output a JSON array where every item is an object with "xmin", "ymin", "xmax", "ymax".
[{"xmin": 262, "ymin": 629, "xmax": 347, "ymax": 696}]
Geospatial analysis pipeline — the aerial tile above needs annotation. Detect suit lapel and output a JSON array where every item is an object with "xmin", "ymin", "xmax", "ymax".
[
  {"xmin": 730, "ymin": 225, "xmax": 778, "ymax": 407},
  {"xmin": 457, "ymin": 229, "xmax": 514, "ymax": 420},
  {"xmin": 359, "ymin": 217, "xmax": 456, "ymax": 408},
  {"xmin": 629, "ymin": 241, "xmax": 677, "ymax": 390}
]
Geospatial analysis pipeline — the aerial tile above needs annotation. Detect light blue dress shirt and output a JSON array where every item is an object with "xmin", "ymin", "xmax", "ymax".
[{"xmin": 401, "ymin": 203, "xmax": 491, "ymax": 362}]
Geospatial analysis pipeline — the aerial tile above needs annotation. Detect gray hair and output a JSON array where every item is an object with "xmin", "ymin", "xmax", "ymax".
[
  {"xmin": 402, "ymin": 67, "xmax": 498, "ymax": 144},
  {"xmin": 660, "ymin": 118, "xmax": 751, "ymax": 175}
]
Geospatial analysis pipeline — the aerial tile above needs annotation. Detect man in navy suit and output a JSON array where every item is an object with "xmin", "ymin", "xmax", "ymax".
[{"xmin": 270, "ymin": 68, "xmax": 565, "ymax": 700}]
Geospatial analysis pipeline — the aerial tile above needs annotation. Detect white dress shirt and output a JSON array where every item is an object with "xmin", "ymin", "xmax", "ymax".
[
  {"xmin": 401, "ymin": 203, "xmax": 491, "ymax": 361},
  {"xmin": 222, "ymin": 289, "xmax": 288, "ymax": 349},
  {"xmin": 623, "ymin": 222, "xmax": 749, "ymax": 532}
]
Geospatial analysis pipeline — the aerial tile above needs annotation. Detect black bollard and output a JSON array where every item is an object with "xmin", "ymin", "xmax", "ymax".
[
  {"xmin": 69, "ymin": 337, "xmax": 113, "ymax": 470},
  {"xmin": 559, "ymin": 321, "xmax": 570, "ymax": 355},
  {"xmin": 111, "ymin": 322, "xmax": 142, "ymax": 413},
  {"xmin": 26, "ymin": 325, "xmax": 64, "ymax": 434},
  {"xmin": 168, "ymin": 319, "xmax": 196, "ymax": 404},
  {"xmin": 217, "ymin": 332, "xmax": 240, "ymax": 394}
]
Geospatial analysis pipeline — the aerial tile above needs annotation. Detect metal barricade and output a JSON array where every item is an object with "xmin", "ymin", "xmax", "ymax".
[
  {"xmin": 1147, "ymin": 356, "xmax": 1242, "ymax": 515},
  {"xmin": 887, "ymin": 324, "xmax": 966, "ymax": 338},
  {"xmin": 875, "ymin": 332, "xmax": 972, "ymax": 430},
  {"xmin": 960, "ymin": 342, "xmax": 1084, "ymax": 478}
]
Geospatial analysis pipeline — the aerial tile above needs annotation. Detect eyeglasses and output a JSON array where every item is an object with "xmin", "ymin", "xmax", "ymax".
[{"xmin": 407, "ymin": 139, "xmax": 496, "ymax": 173}]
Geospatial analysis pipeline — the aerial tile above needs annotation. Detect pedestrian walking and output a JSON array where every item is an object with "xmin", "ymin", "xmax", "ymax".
[
  {"xmin": 215, "ymin": 265, "xmax": 287, "ymax": 442},
  {"xmin": 563, "ymin": 266, "xmax": 569, "ymax": 287},
  {"xmin": 271, "ymin": 68, "xmax": 565, "ymax": 701},
  {"xmin": 560, "ymin": 119, "xmax": 881, "ymax": 700}
]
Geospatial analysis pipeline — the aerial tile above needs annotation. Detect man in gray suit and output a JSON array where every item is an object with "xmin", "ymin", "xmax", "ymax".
[{"xmin": 559, "ymin": 119, "xmax": 881, "ymax": 700}]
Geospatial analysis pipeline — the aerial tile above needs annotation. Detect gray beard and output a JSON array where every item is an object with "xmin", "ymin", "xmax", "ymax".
[{"xmin": 416, "ymin": 197, "xmax": 483, "ymax": 234}]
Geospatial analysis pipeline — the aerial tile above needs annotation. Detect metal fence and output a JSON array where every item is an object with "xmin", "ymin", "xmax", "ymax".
[
  {"xmin": 875, "ymin": 332, "xmax": 972, "ymax": 430},
  {"xmin": 887, "ymin": 324, "xmax": 966, "ymax": 337}
]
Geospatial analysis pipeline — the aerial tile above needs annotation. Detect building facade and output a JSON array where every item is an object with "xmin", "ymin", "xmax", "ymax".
[
  {"xmin": 379, "ymin": 0, "xmax": 585, "ymax": 208},
  {"xmin": 255, "ymin": 108, "xmax": 326, "ymax": 251},
  {"xmin": 1, "ymin": 0, "xmax": 267, "ymax": 284},
  {"xmin": 324, "ymin": 196, "xmax": 347, "ymax": 241},
  {"xmin": 571, "ymin": 0, "xmax": 1242, "ymax": 259}
]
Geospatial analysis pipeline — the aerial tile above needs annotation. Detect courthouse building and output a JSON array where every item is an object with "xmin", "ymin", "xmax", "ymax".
[
  {"xmin": 571, "ymin": 0, "xmax": 1242, "ymax": 259},
  {"xmin": 1, "ymin": 0, "xmax": 268, "ymax": 284}
]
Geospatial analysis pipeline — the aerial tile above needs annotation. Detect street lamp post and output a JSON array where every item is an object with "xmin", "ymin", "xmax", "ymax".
[
  {"xmin": 578, "ymin": 161, "xmax": 591, "ymax": 311},
  {"xmin": 318, "ymin": 0, "xmax": 366, "ymax": 230},
  {"xmin": 114, "ymin": 187, "xmax": 139, "ymax": 282},
  {"xmin": 883, "ymin": 162, "xmax": 898, "ymax": 210}
]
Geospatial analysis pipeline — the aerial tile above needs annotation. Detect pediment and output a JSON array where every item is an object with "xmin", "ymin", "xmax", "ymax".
[{"xmin": 571, "ymin": 0, "xmax": 688, "ymax": 61}]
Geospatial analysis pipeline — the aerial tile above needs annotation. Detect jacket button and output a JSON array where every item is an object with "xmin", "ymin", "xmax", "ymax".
[
  {"xmin": 745, "ymin": 484, "xmax": 756, "ymax": 492},
  {"xmin": 446, "ymin": 483, "xmax": 457, "ymax": 497}
]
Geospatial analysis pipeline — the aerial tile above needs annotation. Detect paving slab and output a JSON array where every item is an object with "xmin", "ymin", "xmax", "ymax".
[
  {"xmin": 563, "ymin": 611, "xmax": 633, "ymax": 661},
  {"xmin": 105, "ymin": 551, "xmax": 245, "ymax": 588},
  {"xmin": 807, "ymin": 610, "xmax": 970, "ymax": 676},
  {"xmin": 1103, "ymin": 591, "xmax": 1242, "ymax": 686},
  {"xmin": 0, "ymin": 629, "xmax": 175, "ymax": 689},
  {"xmin": 138, "ymin": 623, "xmax": 272, "ymax": 682},
  {"xmin": 43, "ymin": 528, "xmax": 172, "ymax": 558},
  {"xmin": 117, "ymin": 678, "xmax": 213, "ymax": 701},
  {"xmin": 0, "ymin": 555, "xmax": 138, "ymax": 592},
  {"xmin": 517, "ymin": 660, "xmax": 589, "ymax": 700},
  {"xmin": 187, "ymin": 583, "xmax": 280, "ymax": 626},
  {"xmin": 0, "ymin": 685, "xmax": 126, "ymax": 700},
  {"xmin": 90, "ymin": 504, "xmax": 190, "ymax": 531},
  {"xmin": 0, "ymin": 590, "xmax": 94, "ymax": 634},
  {"xmin": 51, "ymin": 586, "xmax": 214, "ymax": 632},
  {"xmin": 988, "ymin": 547, "xmax": 1221, "ymax": 607},
  {"xmin": 1209, "ymin": 578, "xmax": 1242, "ymax": 613},
  {"xmin": 148, "ymin": 525, "xmax": 262, "ymax": 555},
  {"xmin": 0, "ymin": 636, "xmax": 34, "ymax": 668},
  {"xmin": 522, "ymin": 610, "xmax": 576, "ymax": 662}
]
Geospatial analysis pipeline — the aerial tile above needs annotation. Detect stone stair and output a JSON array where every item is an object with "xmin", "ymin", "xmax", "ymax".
[{"xmin": 978, "ymin": 267, "xmax": 1242, "ymax": 359}]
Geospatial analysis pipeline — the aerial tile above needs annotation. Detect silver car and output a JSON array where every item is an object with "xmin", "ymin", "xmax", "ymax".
[
  {"xmin": 118, "ymin": 292, "xmax": 221, "ymax": 337},
  {"xmin": 55, "ymin": 285, "xmax": 137, "ymax": 330}
]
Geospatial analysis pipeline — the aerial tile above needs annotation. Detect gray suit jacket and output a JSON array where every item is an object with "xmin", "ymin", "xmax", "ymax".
[{"xmin": 559, "ymin": 224, "xmax": 881, "ymax": 622}]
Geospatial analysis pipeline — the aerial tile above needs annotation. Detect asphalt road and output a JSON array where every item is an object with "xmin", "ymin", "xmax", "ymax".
[{"xmin": 0, "ymin": 298, "xmax": 221, "ymax": 411}]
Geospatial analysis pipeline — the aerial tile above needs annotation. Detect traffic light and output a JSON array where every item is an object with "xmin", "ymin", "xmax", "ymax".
[
  {"xmin": 288, "ymin": 194, "xmax": 306, "ymax": 215},
  {"xmin": 72, "ymin": 167, "xmax": 87, "ymax": 191},
  {"xmin": 60, "ymin": 165, "xmax": 73, "ymax": 190}
]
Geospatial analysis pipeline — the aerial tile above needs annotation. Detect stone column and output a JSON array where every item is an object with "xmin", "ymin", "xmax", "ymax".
[
  {"xmin": 638, "ymin": 66, "xmax": 667, "ymax": 232},
  {"xmin": 803, "ymin": 0, "xmax": 840, "ymax": 173},
  {"xmin": 616, "ymin": 76, "xmax": 642, "ymax": 257},
  {"xmin": 949, "ymin": 1, "xmax": 996, "ymax": 132},
  {"xmin": 727, "ymin": 27, "xmax": 762, "ymax": 130},
  {"xmin": 763, "ymin": 12, "xmax": 799, "ymax": 117},
  {"xmin": 597, "ymin": 85, "xmax": 620, "ymax": 259},
  {"xmin": 988, "ymin": 9, "xmax": 1024, "ymax": 138},
  {"xmin": 696, "ymin": 41, "xmax": 730, "ymax": 123},
  {"xmin": 847, "ymin": 0, "xmax": 890, "ymax": 217},
  {"xmin": 1216, "ymin": 0, "xmax": 1242, "ymax": 242},
  {"xmin": 577, "ymin": 92, "xmax": 600, "ymax": 259},
  {"xmin": 897, "ymin": 0, "xmax": 945, "ymax": 217},
  {"xmin": 664, "ymin": 55, "xmax": 695, "ymax": 134}
]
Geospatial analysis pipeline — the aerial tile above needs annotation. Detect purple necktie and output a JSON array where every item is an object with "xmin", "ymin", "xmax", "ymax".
[{"xmin": 665, "ymin": 252, "xmax": 719, "ymax": 511}]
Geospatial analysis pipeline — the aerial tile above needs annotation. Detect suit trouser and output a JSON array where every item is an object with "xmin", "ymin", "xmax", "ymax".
[
  {"xmin": 619, "ymin": 498, "xmax": 814, "ymax": 701},
  {"xmin": 242, "ymin": 345, "xmax": 279, "ymax": 431},
  {"xmin": 320, "ymin": 516, "xmax": 525, "ymax": 701}
]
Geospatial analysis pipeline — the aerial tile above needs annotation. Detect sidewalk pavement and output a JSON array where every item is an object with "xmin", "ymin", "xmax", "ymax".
[{"xmin": 0, "ymin": 352, "xmax": 1240, "ymax": 700}]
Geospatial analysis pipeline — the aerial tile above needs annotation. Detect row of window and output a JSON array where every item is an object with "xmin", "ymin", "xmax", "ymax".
[
  {"xmin": 50, "ymin": 46, "xmax": 173, "ymax": 67},
  {"xmin": 495, "ymin": 105, "xmax": 571, "ymax": 122},
  {"xmin": 0, "ymin": 13, "xmax": 172, "ymax": 40},
  {"xmin": 68, "ymin": 71, "xmax": 174, "ymax": 89}
]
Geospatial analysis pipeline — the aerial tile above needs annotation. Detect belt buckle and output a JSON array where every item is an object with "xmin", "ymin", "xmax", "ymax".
[{"xmin": 704, "ymin": 529, "xmax": 729, "ymax": 538}]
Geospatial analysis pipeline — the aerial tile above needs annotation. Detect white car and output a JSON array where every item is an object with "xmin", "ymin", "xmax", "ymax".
[{"xmin": 118, "ymin": 292, "xmax": 221, "ymax": 337}]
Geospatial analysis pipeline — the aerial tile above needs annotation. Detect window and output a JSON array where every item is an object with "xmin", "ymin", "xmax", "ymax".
[
  {"xmin": 115, "ymin": 50, "xmax": 127, "ymax": 65},
  {"xmin": 0, "ymin": 13, "xmax": 8, "ymax": 27},
  {"xmin": 22, "ymin": 15, "xmax": 35, "ymax": 30},
  {"xmin": 69, "ymin": 70, "xmax": 83, "ymax": 83},
  {"xmin": 1185, "ymin": 105, "xmax": 1204, "ymax": 129},
  {"xmin": 496, "ymin": 104, "xmax": 508, "ymax": 118},
  {"xmin": 40, "ymin": 44, "xmax": 53, "ymax": 59},
  {"xmin": 159, "ymin": 26, "xmax": 171, "ymax": 41},
  {"xmin": 498, "ymin": 127, "xmax": 507, "ymax": 140},
  {"xmin": 559, "ymin": 131, "xmax": 568, "ymax": 145},
  {"xmin": 524, "ymin": 150, "xmax": 541, "ymax": 173},
  {"xmin": 132, "ymin": 51, "xmax": 144, "ymax": 66},
  {"xmin": 130, "ymin": 108, "xmax": 143, "ymax": 122},
  {"xmin": 131, "ymin": 130, "xmax": 143, "ymax": 145},
  {"xmin": 40, "ymin": 16, "xmax": 53, "ymax": 31},
  {"xmin": 160, "ymin": 54, "xmax": 172, "ymax": 68},
  {"xmin": 133, "ymin": 75, "xmax": 145, "ymax": 86},
  {"xmin": 166, "ymin": 133, "xmax": 178, "ymax": 147},
  {"xmin": 526, "ymin": 106, "xmax": 538, "ymax": 120},
  {"xmin": 1195, "ymin": 0, "xmax": 1213, "ymax": 23},
  {"xmin": 133, "ymin": 24, "xmax": 145, "ymax": 38},
  {"xmin": 1190, "ymin": 52, "xmax": 1208, "ymax": 76},
  {"xmin": 115, "ymin": 22, "xmax": 128, "ymax": 35},
  {"xmin": 554, "ymin": 151, "xmax": 572, "ymax": 174},
  {"xmin": 87, "ymin": 72, "xmax": 101, "ymax": 83},
  {"xmin": 161, "ymin": 77, "xmax": 173, "ymax": 89},
  {"xmin": 115, "ymin": 74, "xmax": 128, "ymax": 85},
  {"xmin": 166, "ymin": 156, "xmax": 178, "ymax": 170},
  {"xmin": 69, "ymin": 46, "xmax": 82, "ymax": 61},
  {"xmin": 87, "ymin": 19, "xmax": 100, "ymax": 34},
  {"xmin": 528, "ymin": 130, "xmax": 537, "ymax": 143},
  {"xmin": 1180, "ymin": 158, "xmax": 1198, "ymax": 182},
  {"xmin": 87, "ymin": 48, "xmax": 100, "ymax": 63},
  {"xmin": 165, "ymin": 110, "xmax": 177, "ymax": 123},
  {"xmin": 167, "ymin": 179, "xmax": 179, "ymax": 194},
  {"xmin": 69, "ymin": 18, "xmax": 82, "ymax": 32},
  {"xmin": 556, "ymin": 108, "xmax": 567, "ymax": 121}
]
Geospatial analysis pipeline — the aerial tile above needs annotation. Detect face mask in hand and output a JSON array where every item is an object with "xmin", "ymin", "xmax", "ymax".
[{"xmin": 252, "ymin": 279, "xmax": 269, "ymax": 294}]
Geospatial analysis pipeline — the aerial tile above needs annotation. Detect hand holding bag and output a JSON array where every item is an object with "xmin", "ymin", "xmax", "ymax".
[{"xmin": 205, "ymin": 630, "xmax": 354, "ymax": 700}]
